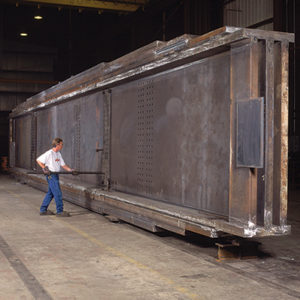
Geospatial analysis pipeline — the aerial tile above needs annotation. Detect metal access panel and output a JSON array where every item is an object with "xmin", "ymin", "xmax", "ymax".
[
  {"xmin": 111, "ymin": 52, "xmax": 230, "ymax": 216},
  {"xmin": 236, "ymin": 98, "xmax": 264, "ymax": 168}
]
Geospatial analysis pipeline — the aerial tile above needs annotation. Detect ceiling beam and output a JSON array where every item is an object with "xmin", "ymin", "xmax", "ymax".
[{"xmin": 19, "ymin": 0, "xmax": 148, "ymax": 12}]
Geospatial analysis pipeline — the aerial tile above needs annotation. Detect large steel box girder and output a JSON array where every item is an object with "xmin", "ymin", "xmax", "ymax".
[{"xmin": 9, "ymin": 27, "xmax": 294, "ymax": 238}]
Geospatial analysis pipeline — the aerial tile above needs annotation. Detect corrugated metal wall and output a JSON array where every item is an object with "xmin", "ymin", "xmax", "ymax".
[
  {"xmin": 184, "ymin": 0, "xmax": 223, "ymax": 35},
  {"xmin": 224, "ymin": 0, "xmax": 273, "ymax": 30}
]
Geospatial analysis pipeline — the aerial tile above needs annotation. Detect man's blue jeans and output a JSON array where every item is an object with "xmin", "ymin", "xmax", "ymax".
[{"xmin": 40, "ymin": 174, "xmax": 63, "ymax": 213}]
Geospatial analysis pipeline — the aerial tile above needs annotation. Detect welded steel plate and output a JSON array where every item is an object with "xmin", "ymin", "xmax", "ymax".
[
  {"xmin": 15, "ymin": 115, "xmax": 31, "ymax": 169},
  {"xmin": 35, "ymin": 92, "xmax": 104, "ymax": 184},
  {"xmin": 236, "ymin": 98, "xmax": 264, "ymax": 168},
  {"xmin": 111, "ymin": 52, "xmax": 230, "ymax": 216}
]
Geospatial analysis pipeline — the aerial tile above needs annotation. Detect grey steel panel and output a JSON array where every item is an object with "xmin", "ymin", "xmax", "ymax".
[
  {"xmin": 31, "ymin": 113, "xmax": 37, "ymax": 170},
  {"xmin": 36, "ymin": 107, "xmax": 57, "ymax": 157},
  {"xmin": 101, "ymin": 91, "xmax": 112, "ymax": 189},
  {"xmin": 9, "ymin": 119, "xmax": 15, "ymax": 168},
  {"xmin": 236, "ymin": 98, "xmax": 264, "ymax": 168},
  {"xmin": 111, "ymin": 52, "xmax": 230, "ymax": 216},
  {"xmin": 36, "ymin": 93, "xmax": 104, "ymax": 185},
  {"xmin": 15, "ymin": 116, "xmax": 31, "ymax": 169},
  {"xmin": 55, "ymin": 100, "xmax": 78, "ymax": 173},
  {"xmin": 77, "ymin": 92, "xmax": 104, "ymax": 185}
]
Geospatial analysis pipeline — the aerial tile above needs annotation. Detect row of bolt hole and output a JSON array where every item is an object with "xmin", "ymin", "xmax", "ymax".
[{"xmin": 137, "ymin": 84, "xmax": 153, "ymax": 182}]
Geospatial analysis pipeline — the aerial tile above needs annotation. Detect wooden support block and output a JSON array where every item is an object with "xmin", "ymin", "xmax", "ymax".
[{"xmin": 216, "ymin": 240, "xmax": 260, "ymax": 261}]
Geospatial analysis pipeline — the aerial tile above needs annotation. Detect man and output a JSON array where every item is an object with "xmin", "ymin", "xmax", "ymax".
[{"xmin": 36, "ymin": 138, "xmax": 73, "ymax": 217}]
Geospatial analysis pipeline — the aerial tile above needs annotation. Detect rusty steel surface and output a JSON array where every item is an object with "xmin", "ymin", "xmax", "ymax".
[
  {"xmin": 9, "ymin": 27, "xmax": 294, "ymax": 238},
  {"xmin": 15, "ymin": 115, "xmax": 31, "ymax": 169},
  {"xmin": 279, "ymin": 41, "xmax": 289, "ymax": 226},
  {"xmin": 111, "ymin": 53, "xmax": 230, "ymax": 216},
  {"xmin": 33, "ymin": 92, "xmax": 104, "ymax": 185},
  {"xmin": 236, "ymin": 98, "xmax": 264, "ymax": 168}
]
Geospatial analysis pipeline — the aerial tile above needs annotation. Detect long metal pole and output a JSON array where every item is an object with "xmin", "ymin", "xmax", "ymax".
[{"xmin": 27, "ymin": 171, "xmax": 104, "ymax": 175}]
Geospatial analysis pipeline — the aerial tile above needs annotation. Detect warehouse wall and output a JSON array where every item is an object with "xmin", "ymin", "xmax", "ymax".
[
  {"xmin": 0, "ymin": 10, "xmax": 57, "ymax": 170},
  {"xmin": 0, "ymin": 42, "xmax": 57, "ymax": 109},
  {"xmin": 224, "ymin": 0, "xmax": 273, "ymax": 29},
  {"xmin": 183, "ymin": 0, "xmax": 223, "ymax": 35}
]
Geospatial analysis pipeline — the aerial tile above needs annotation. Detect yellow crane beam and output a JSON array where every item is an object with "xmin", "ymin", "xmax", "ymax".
[{"xmin": 19, "ymin": 0, "xmax": 148, "ymax": 12}]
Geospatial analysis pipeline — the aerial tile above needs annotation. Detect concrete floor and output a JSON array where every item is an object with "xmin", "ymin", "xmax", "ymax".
[{"xmin": 0, "ymin": 175, "xmax": 300, "ymax": 300}]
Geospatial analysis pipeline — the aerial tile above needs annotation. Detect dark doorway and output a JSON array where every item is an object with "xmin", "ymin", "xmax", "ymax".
[{"xmin": 0, "ymin": 111, "xmax": 9, "ymax": 172}]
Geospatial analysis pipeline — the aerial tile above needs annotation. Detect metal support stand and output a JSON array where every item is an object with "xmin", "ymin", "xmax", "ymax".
[{"xmin": 216, "ymin": 239, "xmax": 261, "ymax": 261}]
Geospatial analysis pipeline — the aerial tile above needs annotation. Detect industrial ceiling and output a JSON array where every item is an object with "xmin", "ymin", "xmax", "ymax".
[
  {"xmin": 5, "ymin": 0, "xmax": 149, "ymax": 13},
  {"xmin": 0, "ymin": 0, "xmax": 185, "ymax": 81}
]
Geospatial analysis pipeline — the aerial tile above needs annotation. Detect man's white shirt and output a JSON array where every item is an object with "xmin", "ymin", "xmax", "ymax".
[{"xmin": 37, "ymin": 149, "xmax": 66, "ymax": 172}]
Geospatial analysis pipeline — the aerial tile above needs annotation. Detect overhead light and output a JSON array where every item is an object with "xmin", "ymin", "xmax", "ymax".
[
  {"xmin": 20, "ymin": 32, "xmax": 28, "ymax": 37},
  {"xmin": 34, "ymin": 4, "xmax": 43, "ymax": 20}
]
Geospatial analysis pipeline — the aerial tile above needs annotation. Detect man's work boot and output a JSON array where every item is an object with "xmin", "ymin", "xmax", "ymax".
[
  {"xmin": 40, "ymin": 210, "xmax": 55, "ymax": 216},
  {"xmin": 56, "ymin": 211, "xmax": 71, "ymax": 217}
]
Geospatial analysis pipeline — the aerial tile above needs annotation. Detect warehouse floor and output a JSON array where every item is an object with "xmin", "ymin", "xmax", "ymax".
[{"xmin": 0, "ymin": 175, "xmax": 300, "ymax": 300}]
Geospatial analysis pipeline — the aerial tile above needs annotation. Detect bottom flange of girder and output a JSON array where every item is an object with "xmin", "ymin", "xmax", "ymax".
[{"xmin": 10, "ymin": 168, "xmax": 291, "ymax": 239}]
